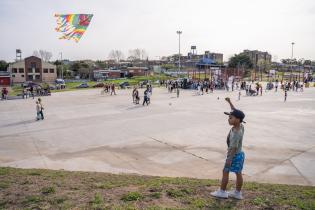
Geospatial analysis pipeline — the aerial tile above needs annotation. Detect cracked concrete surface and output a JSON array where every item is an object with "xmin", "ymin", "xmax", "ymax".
[{"xmin": 0, "ymin": 87, "xmax": 314, "ymax": 186}]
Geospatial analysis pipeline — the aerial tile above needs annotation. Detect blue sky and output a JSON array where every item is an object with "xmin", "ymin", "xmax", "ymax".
[{"xmin": 0, "ymin": 0, "xmax": 314, "ymax": 62}]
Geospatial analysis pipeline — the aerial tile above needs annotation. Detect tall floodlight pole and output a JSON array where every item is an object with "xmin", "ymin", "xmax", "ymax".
[
  {"xmin": 60, "ymin": 52, "xmax": 63, "ymax": 79},
  {"xmin": 291, "ymin": 42, "xmax": 295, "ymax": 59},
  {"xmin": 290, "ymin": 42, "xmax": 295, "ymax": 82},
  {"xmin": 176, "ymin": 30, "xmax": 182, "ymax": 77}
]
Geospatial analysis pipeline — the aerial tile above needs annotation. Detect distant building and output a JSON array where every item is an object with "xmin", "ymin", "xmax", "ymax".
[
  {"xmin": 8, "ymin": 56, "xmax": 57, "ymax": 84},
  {"xmin": 0, "ymin": 72, "xmax": 11, "ymax": 86},
  {"xmin": 243, "ymin": 50, "xmax": 272, "ymax": 68},
  {"xmin": 169, "ymin": 50, "xmax": 224, "ymax": 69},
  {"xmin": 203, "ymin": 51, "xmax": 223, "ymax": 64},
  {"xmin": 125, "ymin": 67, "xmax": 150, "ymax": 76},
  {"xmin": 93, "ymin": 69, "xmax": 122, "ymax": 80}
]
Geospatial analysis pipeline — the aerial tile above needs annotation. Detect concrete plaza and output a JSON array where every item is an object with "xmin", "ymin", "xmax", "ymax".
[{"xmin": 0, "ymin": 87, "xmax": 314, "ymax": 186}]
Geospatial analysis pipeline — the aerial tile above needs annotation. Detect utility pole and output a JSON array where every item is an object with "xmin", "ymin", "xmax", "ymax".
[
  {"xmin": 60, "ymin": 52, "xmax": 63, "ymax": 79},
  {"xmin": 176, "ymin": 30, "xmax": 182, "ymax": 77},
  {"xmin": 291, "ymin": 42, "xmax": 295, "ymax": 59},
  {"xmin": 290, "ymin": 42, "xmax": 295, "ymax": 82}
]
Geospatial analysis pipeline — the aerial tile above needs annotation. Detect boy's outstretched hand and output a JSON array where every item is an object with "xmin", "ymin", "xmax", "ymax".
[{"xmin": 225, "ymin": 97, "xmax": 231, "ymax": 102}]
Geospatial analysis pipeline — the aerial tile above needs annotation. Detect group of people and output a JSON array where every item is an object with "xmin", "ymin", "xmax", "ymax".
[
  {"xmin": 1, "ymin": 87, "xmax": 8, "ymax": 100},
  {"xmin": 163, "ymin": 77, "xmax": 307, "ymax": 103},
  {"xmin": 132, "ymin": 84, "xmax": 153, "ymax": 106},
  {"xmin": 102, "ymin": 83, "xmax": 116, "ymax": 95},
  {"xmin": 22, "ymin": 86, "xmax": 50, "ymax": 99}
]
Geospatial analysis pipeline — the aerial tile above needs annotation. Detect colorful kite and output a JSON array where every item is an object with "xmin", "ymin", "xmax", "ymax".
[{"xmin": 54, "ymin": 14, "xmax": 93, "ymax": 43}]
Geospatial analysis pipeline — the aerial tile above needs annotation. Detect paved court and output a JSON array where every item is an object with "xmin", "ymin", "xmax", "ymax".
[{"xmin": 0, "ymin": 87, "xmax": 314, "ymax": 186}]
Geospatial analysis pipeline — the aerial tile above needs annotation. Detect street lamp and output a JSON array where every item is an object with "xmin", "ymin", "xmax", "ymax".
[
  {"xmin": 290, "ymin": 42, "xmax": 295, "ymax": 82},
  {"xmin": 291, "ymin": 42, "xmax": 295, "ymax": 59},
  {"xmin": 176, "ymin": 30, "xmax": 182, "ymax": 76},
  {"xmin": 59, "ymin": 52, "xmax": 63, "ymax": 79}
]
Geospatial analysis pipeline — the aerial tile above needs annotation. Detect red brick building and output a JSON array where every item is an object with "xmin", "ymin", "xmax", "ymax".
[
  {"xmin": 125, "ymin": 67, "xmax": 150, "ymax": 76},
  {"xmin": 0, "ymin": 72, "xmax": 11, "ymax": 86},
  {"xmin": 8, "ymin": 56, "xmax": 57, "ymax": 84}
]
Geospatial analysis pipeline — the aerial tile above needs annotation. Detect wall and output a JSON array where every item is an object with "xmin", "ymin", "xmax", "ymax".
[
  {"xmin": 42, "ymin": 62, "xmax": 57, "ymax": 83},
  {"xmin": 25, "ymin": 56, "xmax": 42, "ymax": 82},
  {"xmin": 9, "ymin": 61, "xmax": 26, "ymax": 83}
]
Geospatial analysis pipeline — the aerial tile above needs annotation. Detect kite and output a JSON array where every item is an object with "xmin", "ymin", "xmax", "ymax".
[{"xmin": 54, "ymin": 14, "xmax": 93, "ymax": 43}]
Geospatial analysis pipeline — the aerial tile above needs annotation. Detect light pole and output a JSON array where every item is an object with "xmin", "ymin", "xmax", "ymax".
[
  {"xmin": 59, "ymin": 52, "xmax": 63, "ymax": 79},
  {"xmin": 176, "ymin": 30, "xmax": 182, "ymax": 77},
  {"xmin": 290, "ymin": 42, "xmax": 295, "ymax": 82},
  {"xmin": 291, "ymin": 42, "xmax": 295, "ymax": 59}
]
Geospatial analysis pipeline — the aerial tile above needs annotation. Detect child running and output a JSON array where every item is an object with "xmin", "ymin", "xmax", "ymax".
[{"xmin": 211, "ymin": 97, "xmax": 246, "ymax": 200}]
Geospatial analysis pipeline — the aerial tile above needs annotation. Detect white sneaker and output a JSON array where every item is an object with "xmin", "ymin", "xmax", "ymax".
[
  {"xmin": 227, "ymin": 190, "xmax": 244, "ymax": 200},
  {"xmin": 210, "ymin": 189, "xmax": 228, "ymax": 199}
]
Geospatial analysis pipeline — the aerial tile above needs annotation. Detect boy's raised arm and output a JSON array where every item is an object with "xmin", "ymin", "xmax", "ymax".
[{"xmin": 225, "ymin": 97, "xmax": 236, "ymax": 110}]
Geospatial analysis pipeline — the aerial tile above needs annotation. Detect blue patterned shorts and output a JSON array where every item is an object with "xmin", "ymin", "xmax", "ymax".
[{"xmin": 223, "ymin": 151, "xmax": 245, "ymax": 173}]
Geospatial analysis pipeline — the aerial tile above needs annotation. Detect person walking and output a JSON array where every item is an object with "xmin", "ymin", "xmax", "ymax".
[
  {"xmin": 132, "ymin": 87, "xmax": 137, "ymax": 103},
  {"xmin": 35, "ymin": 101, "xmax": 41, "ymax": 120},
  {"xmin": 37, "ymin": 98, "xmax": 44, "ymax": 120},
  {"xmin": 142, "ymin": 89, "xmax": 149, "ymax": 106},
  {"xmin": 30, "ymin": 86, "xmax": 34, "ymax": 99}
]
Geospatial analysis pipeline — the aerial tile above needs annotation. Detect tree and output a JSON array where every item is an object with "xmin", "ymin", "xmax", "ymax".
[
  {"xmin": 95, "ymin": 60, "xmax": 107, "ymax": 69},
  {"xmin": 69, "ymin": 61, "xmax": 81, "ymax": 76},
  {"xmin": 228, "ymin": 53, "xmax": 253, "ymax": 68},
  {"xmin": 0, "ymin": 60, "xmax": 8, "ymax": 71},
  {"xmin": 108, "ymin": 50, "xmax": 124, "ymax": 62},
  {"xmin": 33, "ymin": 50, "xmax": 40, "ymax": 58},
  {"xmin": 303, "ymin": 60, "xmax": 312, "ymax": 65},
  {"xmin": 33, "ymin": 50, "xmax": 53, "ymax": 61},
  {"xmin": 128, "ymin": 49, "xmax": 147, "ymax": 61},
  {"xmin": 161, "ymin": 64, "xmax": 176, "ymax": 71},
  {"xmin": 281, "ymin": 58, "xmax": 297, "ymax": 65}
]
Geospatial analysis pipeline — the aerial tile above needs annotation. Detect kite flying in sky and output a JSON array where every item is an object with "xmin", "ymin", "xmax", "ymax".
[{"xmin": 54, "ymin": 14, "xmax": 93, "ymax": 43}]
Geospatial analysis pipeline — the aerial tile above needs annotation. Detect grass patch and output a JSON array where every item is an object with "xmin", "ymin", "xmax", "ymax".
[
  {"xmin": 1, "ymin": 167, "xmax": 314, "ymax": 209},
  {"xmin": 166, "ymin": 188, "xmax": 192, "ymax": 198},
  {"xmin": 0, "ymin": 181, "xmax": 10, "ymax": 189},
  {"xmin": 90, "ymin": 192, "xmax": 103, "ymax": 205},
  {"xmin": 23, "ymin": 195, "xmax": 42, "ymax": 204},
  {"xmin": 189, "ymin": 198, "xmax": 207, "ymax": 208},
  {"xmin": 121, "ymin": 192, "xmax": 143, "ymax": 202},
  {"xmin": 28, "ymin": 171, "xmax": 41, "ymax": 176},
  {"xmin": 41, "ymin": 186, "xmax": 56, "ymax": 194},
  {"xmin": 149, "ymin": 192, "xmax": 162, "ymax": 199}
]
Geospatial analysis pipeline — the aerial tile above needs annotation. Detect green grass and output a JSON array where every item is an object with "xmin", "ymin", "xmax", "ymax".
[
  {"xmin": 0, "ymin": 167, "xmax": 315, "ymax": 209},
  {"xmin": 121, "ymin": 192, "xmax": 143, "ymax": 202},
  {"xmin": 7, "ymin": 75, "xmax": 174, "ymax": 96},
  {"xmin": 41, "ymin": 186, "xmax": 55, "ymax": 194}
]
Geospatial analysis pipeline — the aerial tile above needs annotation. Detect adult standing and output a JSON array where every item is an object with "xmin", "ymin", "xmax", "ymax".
[
  {"xmin": 111, "ymin": 84, "xmax": 116, "ymax": 95},
  {"xmin": 135, "ymin": 88, "xmax": 140, "ymax": 104}
]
